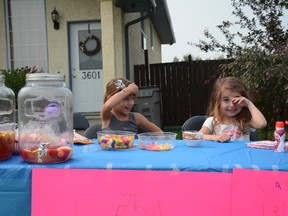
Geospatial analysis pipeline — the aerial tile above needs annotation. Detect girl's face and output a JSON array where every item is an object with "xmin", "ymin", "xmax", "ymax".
[
  {"xmin": 114, "ymin": 94, "xmax": 135, "ymax": 115},
  {"xmin": 220, "ymin": 89, "xmax": 242, "ymax": 118}
]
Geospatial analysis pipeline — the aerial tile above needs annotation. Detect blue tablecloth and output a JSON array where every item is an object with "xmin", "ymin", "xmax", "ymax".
[{"xmin": 1, "ymin": 139, "xmax": 288, "ymax": 215}]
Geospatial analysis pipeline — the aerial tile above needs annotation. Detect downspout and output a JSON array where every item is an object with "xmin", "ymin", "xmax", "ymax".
[{"xmin": 124, "ymin": 5, "xmax": 156, "ymax": 80}]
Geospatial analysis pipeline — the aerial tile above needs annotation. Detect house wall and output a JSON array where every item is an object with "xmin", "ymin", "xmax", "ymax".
[
  {"xmin": 45, "ymin": 0, "xmax": 102, "ymax": 86},
  {"xmin": 46, "ymin": 0, "xmax": 161, "ymax": 85},
  {"xmin": 100, "ymin": 0, "xmax": 125, "ymax": 86},
  {"xmin": 125, "ymin": 13, "xmax": 161, "ymax": 81},
  {"xmin": 150, "ymin": 23, "xmax": 162, "ymax": 64},
  {"xmin": 141, "ymin": 17, "xmax": 162, "ymax": 64},
  {"xmin": 0, "ymin": 0, "xmax": 162, "ymax": 85}
]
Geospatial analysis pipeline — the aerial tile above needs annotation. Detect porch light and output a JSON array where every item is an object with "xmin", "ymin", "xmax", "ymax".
[{"xmin": 51, "ymin": 7, "xmax": 60, "ymax": 30}]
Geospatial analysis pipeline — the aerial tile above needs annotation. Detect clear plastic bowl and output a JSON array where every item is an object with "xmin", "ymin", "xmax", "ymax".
[
  {"xmin": 97, "ymin": 130, "xmax": 136, "ymax": 150},
  {"xmin": 138, "ymin": 132, "xmax": 177, "ymax": 151}
]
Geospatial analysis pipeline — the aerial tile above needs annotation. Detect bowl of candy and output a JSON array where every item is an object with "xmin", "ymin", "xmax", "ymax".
[
  {"xmin": 97, "ymin": 130, "xmax": 136, "ymax": 150},
  {"xmin": 138, "ymin": 132, "xmax": 177, "ymax": 151},
  {"xmin": 182, "ymin": 131, "xmax": 203, "ymax": 147}
]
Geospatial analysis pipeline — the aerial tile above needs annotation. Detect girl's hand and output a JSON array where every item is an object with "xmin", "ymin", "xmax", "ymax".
[
  {"xmin": 215, "ymin": 133, "xmax": 231, "ymax": 142},
  {"xmin": 231, "ymin": 96, "xmax": 250, "ymax": 107},
  {"xmin": 125, "ymin": 83, "xmax": 138, "ymax": 94}
]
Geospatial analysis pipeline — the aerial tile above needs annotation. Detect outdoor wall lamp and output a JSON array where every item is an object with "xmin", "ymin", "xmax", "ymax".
[{"xmin": 51, "ymin": 7, "xmax": 60, "ymax": 30}]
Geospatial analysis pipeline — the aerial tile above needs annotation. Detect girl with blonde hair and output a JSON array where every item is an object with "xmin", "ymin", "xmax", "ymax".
[{"xmin": 199, "ymin": 76, "xmax": 267, "ymax": 142}]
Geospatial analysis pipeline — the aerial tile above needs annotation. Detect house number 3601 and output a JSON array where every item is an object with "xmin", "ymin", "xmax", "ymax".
[{"xmin": 82, "ymin": 71, "xmax": 101, "ymax": 79}]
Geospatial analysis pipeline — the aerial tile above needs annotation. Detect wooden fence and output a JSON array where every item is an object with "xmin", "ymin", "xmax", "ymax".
[{"xmin": 134, "ymin": 59, "xmax": 234, "ymax": 127}]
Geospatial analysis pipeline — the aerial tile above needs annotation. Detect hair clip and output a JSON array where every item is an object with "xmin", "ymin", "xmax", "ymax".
[{"xmin": 114, "ymin": 79, "xmax": 126, "ymax": 90}]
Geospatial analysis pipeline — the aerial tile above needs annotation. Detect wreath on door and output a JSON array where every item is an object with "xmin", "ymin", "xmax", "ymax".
[{"xmin": 79, "ymin": 34, "xmax": 101, "ymax": 56}]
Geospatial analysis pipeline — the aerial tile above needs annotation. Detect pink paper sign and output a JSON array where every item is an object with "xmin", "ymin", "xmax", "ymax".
[
  {"xmin": 32, "ymin": 169, "xmax": 232, "ymax": 216},
  {"xmin": 232, "ymin": 168, "xmax": 288, "ymax": 216}
]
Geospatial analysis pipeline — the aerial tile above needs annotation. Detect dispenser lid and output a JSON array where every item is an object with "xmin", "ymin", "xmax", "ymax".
[{"xmin": 26, "ymin": 73, "xmax": 65, "ymax": 81}]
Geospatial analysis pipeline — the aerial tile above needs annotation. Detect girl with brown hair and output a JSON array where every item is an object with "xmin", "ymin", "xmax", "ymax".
[{"xmin": 101, "ymin": 78, "xmax": 162, "ymax": 133}]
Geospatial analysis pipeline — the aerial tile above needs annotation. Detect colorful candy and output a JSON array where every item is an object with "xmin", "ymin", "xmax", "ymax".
[
  {"xmin": 140, "ymin": 142, "xmax": 172, "ymax": 151},
  {"xmin": 98, "ymin": 134, "xmax": 134, "ymax": 149}
]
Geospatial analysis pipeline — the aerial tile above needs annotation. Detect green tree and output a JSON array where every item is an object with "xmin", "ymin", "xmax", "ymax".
[
  {"xmin": 182, "ymin": 54, "xmax": 191, "ymax": 62},
  {"xmin": 182, "ymin": 54, "xmax": 203, "ymax": 61},
  {"xmin": 192, "ymin": 0, "xmax": 288, "ymax": 139},
  {"xmin": 193, "ymin": 0, "xmax": 288, "ymax": 57},
  {"xmin": 172, "ymin": 56, "xmax": 179, "ymax": 62}
]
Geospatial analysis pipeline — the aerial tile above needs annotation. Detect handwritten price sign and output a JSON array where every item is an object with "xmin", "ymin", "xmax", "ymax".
[
  {"xmin": 232, "ymin": 168, "xmax": 288, "ymax": 216},
  {"xmin": 32, "ymin": 169, "xmax": 231, "ymax": 216}
]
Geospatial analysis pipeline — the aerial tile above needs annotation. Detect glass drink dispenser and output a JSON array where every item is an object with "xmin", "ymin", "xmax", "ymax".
[
  {"xmin": 0, "ymin": 74, "xmax": 15, "ymax": 161},
  {"xmin": 18, "ymin": 73, "xmax": 73, "ymax": 163}
]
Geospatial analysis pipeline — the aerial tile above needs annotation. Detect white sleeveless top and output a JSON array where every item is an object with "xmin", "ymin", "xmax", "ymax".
[{"xmin": 203, "ymin": 117, "xmax": 255, "ymax": 141}]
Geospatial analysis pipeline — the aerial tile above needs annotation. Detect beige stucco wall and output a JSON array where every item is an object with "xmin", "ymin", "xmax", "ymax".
[
  {"xmin": 149, "ymin": 23, "xmax": 162, "ymax": 64},
  {"xmin": 113, "ymin": 7, "xmax": 126, "ymax": 82},
  {"xmin": 125, "ymin": 13, "xmax": 162, "ymax": 81},
  {"xmin": 100, "ymin": 0, "xmax": 125, "ymax": 86}
]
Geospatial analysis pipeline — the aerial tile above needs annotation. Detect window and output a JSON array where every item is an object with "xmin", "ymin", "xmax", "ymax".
[{"xmin": 6, "ymin": 0, "xmax": 47, "ymax": 71}]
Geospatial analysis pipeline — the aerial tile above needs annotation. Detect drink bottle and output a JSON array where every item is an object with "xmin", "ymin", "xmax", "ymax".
[{"xmin": 274, "ymin": 121, "xmax": 286, "ymax": 152}]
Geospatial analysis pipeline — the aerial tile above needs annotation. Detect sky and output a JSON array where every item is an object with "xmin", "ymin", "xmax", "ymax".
[{"xmin": 161, "ymin": 0, "xmax": 288, "ymax": 62}]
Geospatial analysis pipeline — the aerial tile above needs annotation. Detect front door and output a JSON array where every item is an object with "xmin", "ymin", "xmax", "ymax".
[{"xmin": 69, "ymin": 21, "xmax": 103, "ymax": 113}]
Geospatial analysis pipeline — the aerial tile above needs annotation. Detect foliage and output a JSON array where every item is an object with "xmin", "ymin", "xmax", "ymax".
[
  {"xmin": 173, "ymin": 56, "xmax": 180, "ymax": 62},
  {"xmin": 192, "ymin": 0, "xmax": 288, "ymax": 58},
  {"xmin": 0, "ymin": 66, "xmax": 39, "ymax": 107},
  {"xmin": 182, "ymin": 54, "xmax": 203, "ymax": 61},
  {"xmin": 192, "ymin": 0, "xmax": 288, "ymax": 139},
  {"xmin": 182, "ymin": 54, "xmax": 191, "ymax": 62},
  {"xmin": 163, "ymin": 126, "xmax": 182, "ymax": 139}
]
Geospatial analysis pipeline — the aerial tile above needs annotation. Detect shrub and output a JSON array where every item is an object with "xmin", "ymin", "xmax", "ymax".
[{"xmin": 0, "ymin": 66, "xmax": 39, "ymax": 108}]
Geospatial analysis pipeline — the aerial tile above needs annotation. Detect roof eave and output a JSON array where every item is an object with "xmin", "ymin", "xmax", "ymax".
[
  {"xmin": 151, "ymin": 0, "xmax": 175, "ymax": 45},
  {"xmin": 115, "ymin": 0, "xmax": 175, "ymax": 45}
]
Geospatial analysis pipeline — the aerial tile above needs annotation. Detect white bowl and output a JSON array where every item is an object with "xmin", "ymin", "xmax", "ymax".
[
  {"xmin": 183, "ymin": 139, "xmax": 203, "ymax": 146},
  {"xmin": 182, "ymin": 131, "xmax": 203, "ymax": 147}
]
